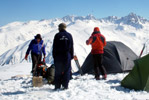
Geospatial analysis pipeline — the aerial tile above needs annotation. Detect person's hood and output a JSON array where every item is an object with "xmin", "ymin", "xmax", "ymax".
[{"xmin": 94, "ymin": 27, "xmax": 100, "ymax": 32}]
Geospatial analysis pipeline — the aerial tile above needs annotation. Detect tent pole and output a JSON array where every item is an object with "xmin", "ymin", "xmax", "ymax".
[
  {"xmin": 123, "ymin": 57, "xmax": 129, "ymax": 78},
  {"xmin": 139, "ymin": 44, "xmax": 145, "ymax": 58},
  {"xmin": 139, "ymin": 39, "xmax": 149, "ymax": 58}
]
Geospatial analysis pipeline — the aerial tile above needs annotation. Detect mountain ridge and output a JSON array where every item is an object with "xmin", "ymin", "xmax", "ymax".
[{"xmin": 0, "ymin": 13, "xmax": 149, "ymax": 66}]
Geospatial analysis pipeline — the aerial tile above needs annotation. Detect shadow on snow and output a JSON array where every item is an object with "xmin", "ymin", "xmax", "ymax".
[{"xmin": 2, "ymin": 91, "xmax": 26, "ymax": 96}]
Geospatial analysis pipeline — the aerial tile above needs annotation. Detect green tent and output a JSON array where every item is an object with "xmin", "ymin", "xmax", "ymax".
[{"xmin": 121, "ymin": 54, "xmax": 149, "ymax": 92}]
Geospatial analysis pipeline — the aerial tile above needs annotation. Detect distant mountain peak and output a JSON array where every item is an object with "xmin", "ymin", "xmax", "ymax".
[
  {"xmin": 62, "ymin": 15, "xmax": 81, "ymax": 22},
  {"xmin": 85, "ymin": 14, "xmax": 96, "ymax": 20},
  {"xmin": 123, "ymin": 13, "xmax": 140, "ymax": 22},
  {"xmin": 118, "ymin": 13, "xmax": 149, "ymax": 29},
  {"xmin": 62, "ymin": 15, "xmax": 96, "ymax": 22},
  {"xmin": 124, "ymin": 13, "xmax": 148, "ymax": 23},
  {"xmin": 101, "ymin": 16, "xmax": 119, "ymax": 22},
  {"xmin": 128, "ymin": 12, "xmax": 138, "ymax": 17},
  {"xmin": 99, "ymin": 13, "xmax": 148, "ymax": 29}
]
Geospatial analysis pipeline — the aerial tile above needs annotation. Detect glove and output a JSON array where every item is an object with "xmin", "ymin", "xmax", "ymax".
[
  {"xmin": 43, "ymin": 58, "xmax": 45, "ymax": 62},
  {"xmin": 25, "ymin": 54, "xmax": 28, "ymax": 60},
  {"xmin": 73, "ymin": 55, "xmax": 77, "ymax": 60}
]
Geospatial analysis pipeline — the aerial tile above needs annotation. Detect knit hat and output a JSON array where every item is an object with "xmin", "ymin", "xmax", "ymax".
[
  {"xmin": 94, "ymin": 27, "xmax": 100, "ymax": 32},
  {"xmin": 35, "ymin": 34, "xmax": 42, "ymax": 40},
  {"xmin": 58, "ymin": 23, "xmax": 67, "ymax": 30}
]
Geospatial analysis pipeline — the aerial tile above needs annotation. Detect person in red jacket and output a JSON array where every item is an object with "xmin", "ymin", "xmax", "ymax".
[{"xmin": 86, "ymin": 27, "xmax": 107, "ymax": 80}]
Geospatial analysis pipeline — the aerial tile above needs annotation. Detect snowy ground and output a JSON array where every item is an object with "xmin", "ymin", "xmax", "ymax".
[{"xmin": 0, "ymin": 63, "xmax": 149, "ymax": 100}]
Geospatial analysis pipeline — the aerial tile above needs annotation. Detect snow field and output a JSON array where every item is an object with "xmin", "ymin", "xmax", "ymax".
[{"xmin": 0, "ymin": 72, "xmax": 149, "ymax": 100}]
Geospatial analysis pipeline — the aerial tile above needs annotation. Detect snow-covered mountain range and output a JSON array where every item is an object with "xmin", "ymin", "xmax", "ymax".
[{"xmin": 0, "ymin": 13, "xmax": 149, "ymax": 67}]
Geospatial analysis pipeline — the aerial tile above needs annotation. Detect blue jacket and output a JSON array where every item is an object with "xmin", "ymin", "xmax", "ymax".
[
  {"xmin": 26, "ymin": 39, "xmax": 46, "ymax": 56},
  {"xmin": 52, "ymin": 30, "xmax": 74, "ymax": 60}
]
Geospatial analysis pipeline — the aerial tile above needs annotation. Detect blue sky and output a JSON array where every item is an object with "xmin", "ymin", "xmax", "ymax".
[{"xmin": 0, "ymin": 0, "xmax": 149, "ymax": 26}]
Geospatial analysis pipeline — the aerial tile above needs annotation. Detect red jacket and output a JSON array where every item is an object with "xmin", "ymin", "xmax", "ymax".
[{"xmin": 86, "ymin": 32, "xmax": 106, "ymax": 54}]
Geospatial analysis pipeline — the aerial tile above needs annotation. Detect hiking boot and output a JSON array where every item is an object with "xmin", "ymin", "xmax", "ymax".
[
  {"xmin": 103, "ymin": 74, "xmax": 107, "ymax": 80},
  {"xmin": 54, "ymin": 84, "xmax": 61, "ymax": 90},
  {"xmin": 95, "ymin": 76, "xmax": 100, "ymax": 80},
  {"xmin": 54, "ymin": 88, "xmax": 61, "ymax": 91},
  {"xmin": 62, "ymin": 87, "xmax": 68, "ymax": 90},
  {"xmin": 54, "ymin": 87, "xmax": 61, "ymax": 91}
]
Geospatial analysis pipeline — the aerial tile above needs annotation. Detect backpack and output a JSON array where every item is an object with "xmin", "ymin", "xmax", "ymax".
[
  {"xmin": 46, "ymin": 64, "xmax": 55, "ymax": 84},
  {"xmin": 36, "ymin": 62, "xmax": 55, "ymax": 84}
]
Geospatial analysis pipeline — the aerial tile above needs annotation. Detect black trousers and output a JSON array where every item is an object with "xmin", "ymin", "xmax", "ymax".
[
  {"xmin": 93, "ymin": 54, "xmax": 107, "ymax": 78},
  {"xmin": 54, "ymin": 60, "xmax": 71, "ymax": 89},
  {"xmin": 31, "ymin": 52, "xmax": 42, "ymax": 72}
]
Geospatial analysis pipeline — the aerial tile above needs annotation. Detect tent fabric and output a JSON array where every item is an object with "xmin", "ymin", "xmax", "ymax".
[
  {"xmin": 81, "ymin": 41, "xmax": 138, "ymax": 74},
  {"xmin": 121, "ymin": 54, "xmax": 149, "ymax": 92}
]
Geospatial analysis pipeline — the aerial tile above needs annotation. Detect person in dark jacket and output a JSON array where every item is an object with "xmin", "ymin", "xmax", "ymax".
[
  {"xmin": 52, "ymin": 23, "xmax": 74, "ymax": 90},
  {"xmin": 25, "ymin": 34, "xmax": 46, "ymax": 74},
  {"xmin": 86, "ymin": 27, "xmax": 107, "ymax": 80}
]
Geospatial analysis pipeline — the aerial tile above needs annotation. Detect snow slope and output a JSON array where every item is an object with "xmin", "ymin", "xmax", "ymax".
[
  {"xmin": 0, "ymin": 13, "xmax": 149, "ymax": 67},
  {"xmin": 0, "ymin": 63, "xmax": 149, "ymax": 100},
  {"xmin": 0, "ymin": 15, "xmax": 96, "ymax": 55}
]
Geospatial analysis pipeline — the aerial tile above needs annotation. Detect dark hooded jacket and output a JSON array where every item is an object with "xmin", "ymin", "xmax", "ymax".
[{"xmin": 52, "ymin": 30, "xmax": 74, "ymax": 61}]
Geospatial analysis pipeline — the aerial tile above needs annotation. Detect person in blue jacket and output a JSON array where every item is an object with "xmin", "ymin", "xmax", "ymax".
[
  {"xmin": 25, "ymin": 34, "xmax": 46, "ymax": 73},
  {"xmin": 52, "ymin": 23, "xmax": 74, "ymax": 90}
]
